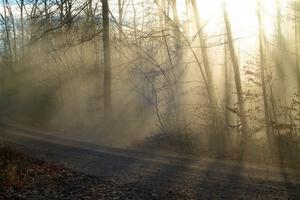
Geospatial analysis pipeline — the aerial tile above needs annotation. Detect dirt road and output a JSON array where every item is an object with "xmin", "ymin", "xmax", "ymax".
[{"xmin": 0, "ymin": 123, "xmax": 300, "ymax": 199}]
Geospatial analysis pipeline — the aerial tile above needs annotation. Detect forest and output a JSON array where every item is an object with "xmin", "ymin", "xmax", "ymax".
[
  {"xmin": 1, "ymin": 0, "xmax": 300, "ymax": 171},
  {"xmin": 1, "ymin": 0, "xmax": 300, "ymax": 199}
]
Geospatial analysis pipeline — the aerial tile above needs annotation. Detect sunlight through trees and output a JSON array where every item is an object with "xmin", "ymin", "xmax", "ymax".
[{"xmin": 0, "ymin": 0, "xmax": 299, "ymax": 162}]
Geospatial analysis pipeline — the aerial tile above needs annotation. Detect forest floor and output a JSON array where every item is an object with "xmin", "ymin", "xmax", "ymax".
[{"xmin": 0, "ymin": 123, "xmax": 300, "ymax": 199}]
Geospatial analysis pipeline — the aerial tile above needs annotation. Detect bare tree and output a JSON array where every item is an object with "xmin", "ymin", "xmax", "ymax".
[
  {"xmin": 257, "ymin": 0, "xmax": 275, "ymax": 153},
  {"xmin": 102, "ymin": 0, "xmax": 112, "ymax": 116},
  {"xmin": 223, "ymin": 3, "xmax": 250, "ymax": 152},
  {"xmin": 294, "ymin": 1, "xmax": 300, "ymax": 95},
  {"xmin": 190, "ymin": 0, "xmax": 224, "ymax": 134}
]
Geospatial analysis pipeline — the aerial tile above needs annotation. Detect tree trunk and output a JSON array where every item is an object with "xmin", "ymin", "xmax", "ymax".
[
  {"xmin": 171, "ymin": 0, "xmax": 180, "ymax": 50},
  {"xmin": 102, "ymin": 0, "xmax": 112, "ymax": 116},
  {"xmin": 118, "ymin": 0, "xmax": 124, "ymax": 39},
  {"xmin": 190, "ymin": 0, "xmax": 222, "ymax": 133},
  {"xmin": 295, "ymin": 1, "xmax": 300, "ymax": 95},
  {"xmin": 224, "ymin": 37, "xmax": 231, "ymax": 130},
  {"xmin": 223, "ymin": 4, "xmax": 250, "ymax": 152},
  {"xmin": 20, "ymin": 0, "xmax": 24, "ymax": 59},
  {"xmin": 257, "ymin": 0, "xmax": 274, "ymax": 149}
]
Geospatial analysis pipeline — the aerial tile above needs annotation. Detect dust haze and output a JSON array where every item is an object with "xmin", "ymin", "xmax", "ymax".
[{"xmin": 0, "ymin": 0, "xmax": 300, "ymax": 167}]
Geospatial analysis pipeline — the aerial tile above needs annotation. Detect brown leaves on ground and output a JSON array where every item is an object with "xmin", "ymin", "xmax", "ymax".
[
  {"xmin": 1, "ymin": 147, "xmax": 66, "ymax": 189},
  {"xmin": 0, "ymin": 147, "xmax": 107, "ymax": 199},
  {"xmin": 0, "ymin": 147, "xmax": 175, "ymax": 200}
]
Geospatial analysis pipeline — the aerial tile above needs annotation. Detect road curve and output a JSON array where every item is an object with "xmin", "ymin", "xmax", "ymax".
[{"xmin": 0, "ymin": 122, "xmax": 300, "ymax": 199}]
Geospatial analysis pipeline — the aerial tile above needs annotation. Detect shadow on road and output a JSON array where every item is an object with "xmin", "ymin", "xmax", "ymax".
[
  {"xmin": 1, "ymin": 124, "xmax": 300, "ymax": 199},
  {"xmin": 195, "ymin": 160, "xmax": 244, "ymax": 199}
]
